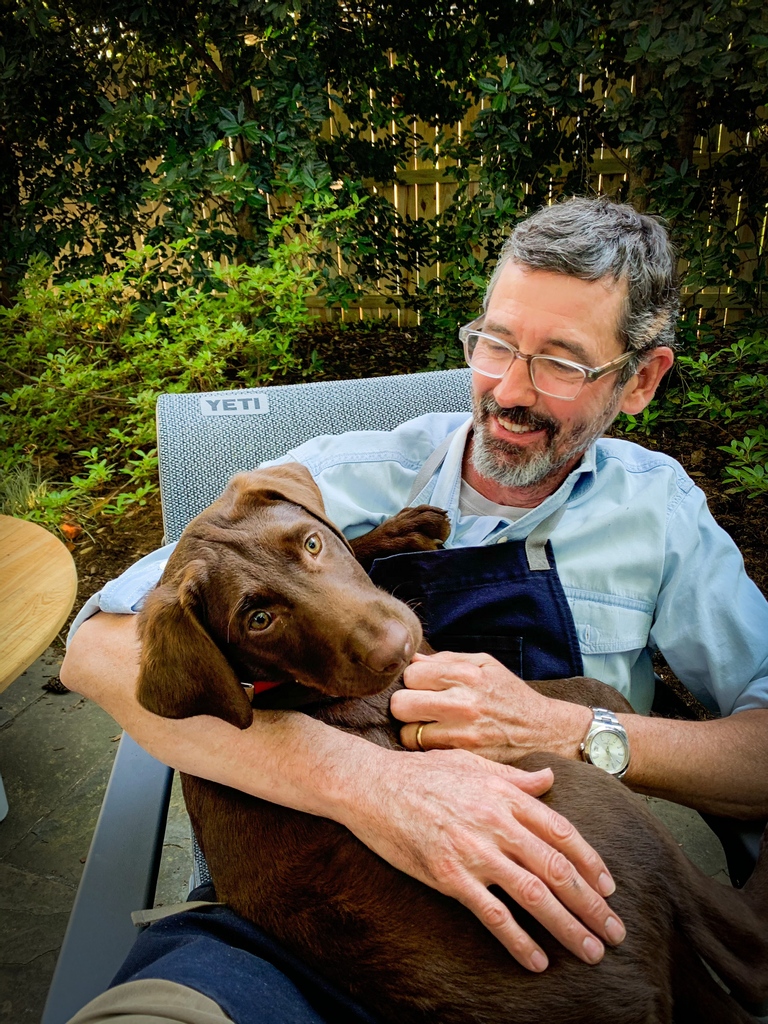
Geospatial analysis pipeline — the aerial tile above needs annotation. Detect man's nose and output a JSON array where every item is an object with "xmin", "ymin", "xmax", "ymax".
[{"xmin": 492, "ymin": 354, "xmax": 537, "ymax": 407}]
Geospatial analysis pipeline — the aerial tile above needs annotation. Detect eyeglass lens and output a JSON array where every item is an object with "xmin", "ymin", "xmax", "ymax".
[{"xmin": 466, "ymin": 333, "xmax": 586, "ymax": 399}]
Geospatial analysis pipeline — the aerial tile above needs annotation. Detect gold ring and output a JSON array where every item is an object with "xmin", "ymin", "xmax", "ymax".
[{"xmin": 415, "ymin": 722, "xmax": 428, "ymax": 752}]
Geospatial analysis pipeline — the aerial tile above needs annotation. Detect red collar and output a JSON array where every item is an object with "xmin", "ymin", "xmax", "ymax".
[
  {"xmin": 241, "ymin": 679, "xmax": 324, "ymax": 710},
  {"xmin": 251, "ymin": 680, "xmax": 282, "ymax": 695},
  {"xmin": 242, "ymin": 680, "xmax": 283, "ymax": 700}
]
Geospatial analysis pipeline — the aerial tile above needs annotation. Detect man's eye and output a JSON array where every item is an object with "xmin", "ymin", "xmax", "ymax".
[
  {"xmin": 476, "ymin": 338, "xmax": 509, "ymax": 359},
  {"xmin": 304, "ymin": 534, "xmax": 322, "ymax": 554},
  {"xmin": 249, "ymin": 610, "xmax": 273, "ymax": 631}
]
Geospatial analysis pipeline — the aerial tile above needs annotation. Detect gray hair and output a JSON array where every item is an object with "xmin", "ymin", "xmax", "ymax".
[{"xmin": 485, "ymin": 197, "xmax": 680, "ymax": 361}]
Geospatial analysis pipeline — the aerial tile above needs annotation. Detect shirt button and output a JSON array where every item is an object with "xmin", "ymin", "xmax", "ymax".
[{"xmin": 496, "ymin": 536, "xmax": 508, "ymax": 544}]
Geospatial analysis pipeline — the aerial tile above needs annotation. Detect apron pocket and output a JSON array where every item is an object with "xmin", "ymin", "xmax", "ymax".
[{"xmin": 428, "ymin": 633, "xmax": 524, "ymax": 677}]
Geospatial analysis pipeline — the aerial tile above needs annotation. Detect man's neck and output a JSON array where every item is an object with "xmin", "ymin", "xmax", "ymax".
[{"xmin": 461, "ymin": 435, "xmax": 579, "ymax": 509}]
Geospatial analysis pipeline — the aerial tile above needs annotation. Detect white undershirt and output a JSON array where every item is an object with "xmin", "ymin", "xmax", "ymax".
[{"xmin": 458, "ymin": 479, "xmax": 529, "ymax": 522}]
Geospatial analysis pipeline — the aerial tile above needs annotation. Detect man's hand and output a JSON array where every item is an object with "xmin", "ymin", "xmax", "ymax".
[
  {"xmin": 392, "ymin": 650, "xmax": 591, "ymax": 763},
  {"xmin": 344, "ymin": 745, "xmax": 625, "ymax": 972}
]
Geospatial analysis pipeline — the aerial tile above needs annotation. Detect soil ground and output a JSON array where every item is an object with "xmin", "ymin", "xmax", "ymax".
[{"xmin": 57, "ymin": 322, "xmax": 768, "ymax": 720}]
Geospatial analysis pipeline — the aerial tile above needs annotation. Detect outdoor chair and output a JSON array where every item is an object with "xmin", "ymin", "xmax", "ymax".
[{"xmin": 41, "ymin": 368, "xmax": 764, "ymax": 1024}]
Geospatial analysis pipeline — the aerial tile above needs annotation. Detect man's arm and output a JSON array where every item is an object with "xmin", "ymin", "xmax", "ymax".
[
  {"xmin": 394, "ymin": 651, "xmax": 768, "ymax": 818},
  {"xmin": 62, "ymin": 611, "xmax": 627, "ymax": 972}
]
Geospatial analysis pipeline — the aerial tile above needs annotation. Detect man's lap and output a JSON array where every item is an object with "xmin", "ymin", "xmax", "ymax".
[{"xmin": 68, "ymin": 887, "xmax": 381, "ymax": 1024}]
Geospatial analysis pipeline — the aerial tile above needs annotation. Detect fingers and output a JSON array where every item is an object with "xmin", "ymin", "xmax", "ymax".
[
  {"xmin": 406, "ymin": 649, "xmax": 490, "ymax": 680},
  {"xmin": 395, "ymin": 652, "xmax": 489, "ymax": 724},
  {"xmin": 456, "ymin": 877, "xmax": 552, "ymax": 971},
  {"xmin": 449, "ymin": 787, "xmax": 623, "ymax": 968},
  {"xmin": 410, "ymin": 649, "xmax": 487, "ymax": 665},
  {"xmin": 503, "ymin": 799, "xmax": 623, "ymax": 944},
  {"xmin": 403, "ymin": 719, "xmax": 442, "ymax": 751},
  {"xmin": 422, "ymin": 770, "xmax": 622, "ymax": 969},
  {"xmin": 348, "ymin": 748, "xmax": 623, "ymax": 974},
  {"xmin": 503, "ymin": 764, "xmax": 555, "ymax": 797},
  {"xmin": 524, "ymin": 795, "xmax": 617, "ymax": 901},
  {"xmin": 400, "ymin": 717, "xmax": 473, "ymax": 752},
  {"xmin": 457, "ymin": 866, "xmax": 607, "ymax": 971},
  {"xmin": 391, "ymin": 673, "xmax": 468, "ymax": 732}
]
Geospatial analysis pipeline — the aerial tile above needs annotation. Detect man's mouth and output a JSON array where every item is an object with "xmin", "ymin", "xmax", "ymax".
[
  {"xmin": 479, "ymin": 396, "xmax": 557, "ymax": 443},
  {"xmin": 497, "ymin": 418, "xmax": 541, "ymax": 435}
]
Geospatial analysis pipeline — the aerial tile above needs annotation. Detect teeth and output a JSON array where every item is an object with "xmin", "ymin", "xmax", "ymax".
[{"xmin": 499, "ymin": 420, "xmax": 535, "ymax": 433}]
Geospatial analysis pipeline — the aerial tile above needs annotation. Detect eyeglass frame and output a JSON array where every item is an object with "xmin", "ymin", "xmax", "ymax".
[{"xmin": 459, "ymin": 315, "xmax": 638, "ymax": 401}]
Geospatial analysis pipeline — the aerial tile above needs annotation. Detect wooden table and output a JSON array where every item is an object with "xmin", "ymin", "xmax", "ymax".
[{"xmin": 0, "ymin": 515, "xmax": 78, "ymax": 820}]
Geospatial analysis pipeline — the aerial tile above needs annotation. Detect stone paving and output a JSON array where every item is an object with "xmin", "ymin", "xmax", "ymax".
[
  {"xmin": 0, "ymin": 651, "xmax": 734, "ymax": 1023},
  {"xmin": 0, "ymin": 651, "xmax": 190, "ymax": 1022}
]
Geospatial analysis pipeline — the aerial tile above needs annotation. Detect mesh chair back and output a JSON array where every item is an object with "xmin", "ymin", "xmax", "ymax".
[{"xmin": 156, "ymin": 369, "xmax": 472, "ymax": 542}]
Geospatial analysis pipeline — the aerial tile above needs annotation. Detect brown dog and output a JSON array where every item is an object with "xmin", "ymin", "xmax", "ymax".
[{"xmin": 137, "ymin": 465, "xmax": 768, "ymax": 1024}]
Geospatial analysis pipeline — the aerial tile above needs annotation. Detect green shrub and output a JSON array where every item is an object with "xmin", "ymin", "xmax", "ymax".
[
  {"xmin": 677, "ymin": 323, "xmax": 768, "ymax": 497},
  {"xmin": 618, "ymin": 316, "xmax": 768, "ymax": 498},
  {"xmin": 0, "ymin": 219, "xmax": 330, "ymax": 530}
]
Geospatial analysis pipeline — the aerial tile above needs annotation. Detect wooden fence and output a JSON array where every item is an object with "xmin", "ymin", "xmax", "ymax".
[{"xmin": 279, "ymin": 94, "xmax": 767, "ymax": 328}]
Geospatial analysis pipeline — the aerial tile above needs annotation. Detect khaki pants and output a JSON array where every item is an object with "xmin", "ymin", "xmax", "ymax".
[{"xmin": 67, "ymin": 978, "xmax": 231, "ymax": 1024}]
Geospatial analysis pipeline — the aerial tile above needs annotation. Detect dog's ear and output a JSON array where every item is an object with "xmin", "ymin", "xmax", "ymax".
[
  {"xmin": 137, "ymin": 561, "xmax": 253, "ymax": 730},
  {"xmin": 226, "ymin": 463, "xmax": 354, "ymax": 552}
]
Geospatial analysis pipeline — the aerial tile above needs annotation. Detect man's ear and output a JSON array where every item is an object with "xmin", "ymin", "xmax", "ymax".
[
  {"xmin": 137, "ymin": 561, "xmax": 253, "ymax": 730},
  {"xmin": 619, "ymin": 346, "xmax": 675, "ymax": 416}
]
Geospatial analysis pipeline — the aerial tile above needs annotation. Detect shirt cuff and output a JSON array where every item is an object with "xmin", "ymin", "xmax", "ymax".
[{"xmin": 66, "ymin": 542, "xmax": 177, "ymax": 646}]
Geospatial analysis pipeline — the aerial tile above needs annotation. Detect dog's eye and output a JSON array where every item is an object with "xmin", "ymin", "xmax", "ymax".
[
  {"xmin": 304, "ymin": 534, "xmax": 322, "ymax": 555},
  {"xmin": 249, "ymin": 610, "xmax": 272, "ymax": 631}
]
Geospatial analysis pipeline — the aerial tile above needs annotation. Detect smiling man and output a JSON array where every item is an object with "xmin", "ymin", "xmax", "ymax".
[
  {"xmin": 462, "ymin": 266, "xmax": 665, "ymax": 503},
  {"xmin": 62, "ymin": 197, "xmax": 768, "ymax": 1024}
]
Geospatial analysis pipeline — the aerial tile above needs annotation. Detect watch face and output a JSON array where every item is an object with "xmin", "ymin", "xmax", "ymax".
[{"xmin": 588, "ymin": 730, "xmax": 629, "ymax": 775}]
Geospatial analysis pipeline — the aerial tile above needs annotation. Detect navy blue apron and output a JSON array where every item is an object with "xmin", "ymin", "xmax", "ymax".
[{"xmin": 368, "ymin": 538, "xmax": 583, "ymax": 680}]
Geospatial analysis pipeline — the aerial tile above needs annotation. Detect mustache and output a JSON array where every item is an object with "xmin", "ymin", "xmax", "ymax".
[{"xmin": 476, "ymin": 393, "xmax": 558, "ymax": 439}]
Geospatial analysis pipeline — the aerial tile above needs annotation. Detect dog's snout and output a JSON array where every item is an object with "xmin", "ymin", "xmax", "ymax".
[{"xmin": 357, "ymin": 618, "xmax": 413, "ymax": 675}]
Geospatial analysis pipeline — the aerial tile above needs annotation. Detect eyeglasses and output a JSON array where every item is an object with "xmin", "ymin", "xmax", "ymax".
[{"xmin": 459, "ymin": 315, "xmax": 637, "ymax": 401}]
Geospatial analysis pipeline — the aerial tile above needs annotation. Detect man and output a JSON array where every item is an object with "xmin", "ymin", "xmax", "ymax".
[{"xmin": 62, "ymin": 197, "xmax": 768, "ymax": 1024}]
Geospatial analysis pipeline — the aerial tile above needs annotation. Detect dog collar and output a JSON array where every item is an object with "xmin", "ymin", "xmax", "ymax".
[
  {"xmin": 241, "ymin": 679, "xmax": 327, "ymax": 710},
  {"xmin": 249, "ymin": 680, "xmax": 282, "ymax": 695}
]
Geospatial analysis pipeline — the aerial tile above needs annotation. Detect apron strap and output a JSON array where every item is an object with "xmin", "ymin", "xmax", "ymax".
[
  {"xmin": 406, "ymin": 429, "xmax": 567, "ymax": 571},
  {"xmin": 407, "ymin": 431, "xmax": 458, "ymax": 505},
  {"xmin": 524, "ymin": 504, "xmax": 566, "ymax": 571}
]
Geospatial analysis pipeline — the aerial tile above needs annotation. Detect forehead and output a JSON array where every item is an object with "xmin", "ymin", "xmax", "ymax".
[{"xmin": 485, "ymin": 264, "xmax": 626, "ymax": 359}]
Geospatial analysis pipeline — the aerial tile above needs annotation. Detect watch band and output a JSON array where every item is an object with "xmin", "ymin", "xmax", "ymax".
[
  {"xmin": 591, "ymin": 708, "xmax": 621, "ymax": 730},
  {"xmin": 581, "ymin": 706, "xmax": 630, "ymax": 778}
]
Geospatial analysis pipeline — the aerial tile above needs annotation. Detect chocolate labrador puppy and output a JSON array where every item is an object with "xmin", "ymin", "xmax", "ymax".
[{"xmin": 137, "ymin": 464, "xmax": 768, "ymax": 1024}]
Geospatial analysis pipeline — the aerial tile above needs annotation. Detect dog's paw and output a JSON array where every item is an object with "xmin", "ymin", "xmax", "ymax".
[
  {"xmin": 386, "ymin": 505, "xmax": 451, "ymax": 546},
  {"xmin": 350, "ymin": 506, "xmax": 451, "ymax": 568}
]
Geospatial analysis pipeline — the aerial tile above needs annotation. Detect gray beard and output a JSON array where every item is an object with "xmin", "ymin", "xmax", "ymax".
[{"xmin": 470, "ymin": 393, "xmax": 621, "ymax": 490}]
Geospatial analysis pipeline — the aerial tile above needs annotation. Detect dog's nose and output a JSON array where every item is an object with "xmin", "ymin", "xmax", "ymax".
[{"xmin": 361, "ymin": 620, "xmax": 412, "ymax": 674}]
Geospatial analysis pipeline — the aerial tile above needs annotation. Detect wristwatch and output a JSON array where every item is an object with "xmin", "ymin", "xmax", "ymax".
[{"xmin": 580, "ymin": 708, "xmax": 630, "ymax": 778}]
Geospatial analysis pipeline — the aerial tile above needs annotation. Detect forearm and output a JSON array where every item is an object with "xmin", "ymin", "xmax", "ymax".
[
  {"xmin": 396, "ymin": 652, "xmax": 768, "ymax": 819},
  {"xmin": 503, "ymin": 695, "xmax": 768, "ymax": 818},
  {"xmin": 499, "ymin": 697, "xmax": 768, "ymax": 818},
  {"xmin": 60, "ymin": 612, "xmax": 389, "ymax": 822},
  {"xmin": 620, "ymin": 709, "xmax": 768, "ymax": 819}
]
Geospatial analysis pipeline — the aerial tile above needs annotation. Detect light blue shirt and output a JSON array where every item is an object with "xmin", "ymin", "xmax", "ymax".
[{"xmin": 70, "ymin": 412, "xmax": 768, "ymax": 718}]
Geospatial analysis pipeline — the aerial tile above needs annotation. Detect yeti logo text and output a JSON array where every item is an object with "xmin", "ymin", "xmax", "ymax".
[{"xmin": 199, "ymin": 395, "xmax": 269, "ymax": 417}]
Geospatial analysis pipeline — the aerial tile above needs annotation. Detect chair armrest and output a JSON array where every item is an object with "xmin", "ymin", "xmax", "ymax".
[{"xmin": 41, "ymin": 733, "xmax": 173, "ymax": 1024}]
